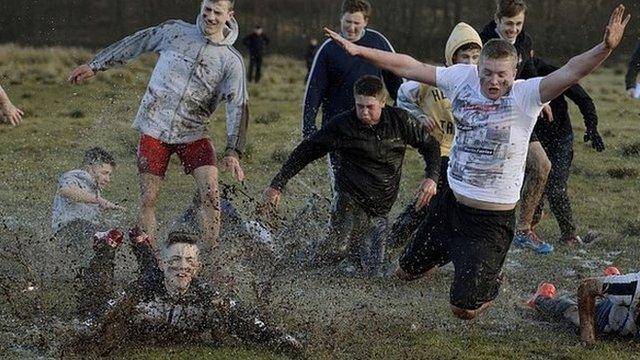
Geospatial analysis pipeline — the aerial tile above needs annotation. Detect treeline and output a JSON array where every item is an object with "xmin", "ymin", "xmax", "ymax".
[{"xmin": 1, "ymin": 0, "xmax": 639, "ymax": 63}]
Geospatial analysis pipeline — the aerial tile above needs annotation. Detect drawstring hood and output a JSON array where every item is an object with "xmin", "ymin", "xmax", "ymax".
[{"xmin": 445, "ymin": 22, "xmax": 483, "ymax": 67}]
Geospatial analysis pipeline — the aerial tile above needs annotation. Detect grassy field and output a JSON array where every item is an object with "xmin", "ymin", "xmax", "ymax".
[{"xmin": 1, "ymin": 44, "xmax": 640, "ymax": 359}]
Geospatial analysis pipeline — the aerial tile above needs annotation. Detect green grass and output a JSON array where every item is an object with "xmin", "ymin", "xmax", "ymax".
[{"xmin": 2, "ymin": 44, "xmax": 640, "ymax": 359}]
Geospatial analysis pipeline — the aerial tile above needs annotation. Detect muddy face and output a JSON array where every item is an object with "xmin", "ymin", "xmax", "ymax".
[
  {"xmin": 355, "ymin": 94, "xmax": 385, "ymax": 126},
  {"xmin": 86, "ymin": 163, "xmax": 113, "ymax": 189},
  {"xmin": 161, "ymin": 243, "xmax": 201, "ymax": 296},
  {"xmin": 200, "ymin": 0, "xmax": 234, "ymax": 38},
  {"xmin": 478, "ymin": 57, "xmax": 517, "ymax": 101}
]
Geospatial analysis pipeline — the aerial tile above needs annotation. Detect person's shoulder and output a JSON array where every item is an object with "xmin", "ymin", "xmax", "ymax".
[
  {"xmin": 157, "ymin": 19, "xmax": 190, "ymax": 31},
  {"xmin": 61, "ymin": 169, "xmax": 90, "ymax": 181},
  {"xmin": 447, "ymin": 63, "xmax": 478, "ymax": 77},
  {"xmin": 386, "ymin": 106, "xmax": 411, "ymax": 122},
  {"xmin": 479, "ymin": 21, "xmax": 497, "ymax": 42},
  {"xmin": 363, "ymin": 28, "xmax": 394, "ymax": 49}
]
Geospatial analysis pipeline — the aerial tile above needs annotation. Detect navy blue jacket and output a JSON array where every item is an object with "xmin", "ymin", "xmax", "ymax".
[{"xmin": 302, "ymin": 28, "xmax": 403, "ymax": 138}]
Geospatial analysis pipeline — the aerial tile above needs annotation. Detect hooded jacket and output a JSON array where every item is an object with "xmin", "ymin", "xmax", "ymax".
[
  {"xmin": 89, "ymin": 17, "xmax": 248, "ymax": 157},
  {"xmin": 479, "ymin": 21, "xmax": 536, "ymax": 80},
  {"xmin": 397, "ymin": 23, "xmax": 482, "ymax": 156}
]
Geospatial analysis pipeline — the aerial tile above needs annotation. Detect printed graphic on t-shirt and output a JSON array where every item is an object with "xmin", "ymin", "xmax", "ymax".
[{"xmin": 449, "ymin": 85, "xmax": 515, "ymax": 188}]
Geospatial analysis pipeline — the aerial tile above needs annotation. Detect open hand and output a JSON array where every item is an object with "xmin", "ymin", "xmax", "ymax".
[
  {"xmin": 68, "ymin": 64, "xmax": 96, "ymax": 84},
  {"xmin": 419, "ymin": 115, "xmax": 437, "ymax": 132},
  {"xmin": 603, "ymin": 4, "xmax": 631, "ymax": 50},
  {"xmin": 541, "ymin": 104, "xmax": 554, "ymax": 123},
  {"xmin": 263, "ymin": 187, "xmax": 282, "ymax": 209},
  {"xmin": 1, "ymin": 102, "xmax": 24, "ymax": 126},
  {"xmin": 222, "ymin": 156, "xmax": 245, "ymax": 181},
  {"xmin": 323, "ymin": 27, "xmax": 360, "ymax": 56},
  {"xmin": 414, "ymin": 178, "xmax": 437, "ymax": 210}
]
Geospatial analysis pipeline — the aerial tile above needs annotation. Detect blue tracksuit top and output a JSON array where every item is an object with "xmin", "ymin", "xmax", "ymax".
[{"xmin": 301, "ymin": 28, "xmax": 403, "ymax": 138}]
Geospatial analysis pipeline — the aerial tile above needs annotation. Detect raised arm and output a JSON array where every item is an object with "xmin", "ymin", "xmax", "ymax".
[
  {"xmin": 324, "ymin": 27, "xmax": 436, "ymax": 86},
  {"xmin": 540, "ymin": 5, "xmax": 630, "ymax": 103},
  {"xmin": 577, "ymin": 277, "xmax": 604, "ymax": 345}
]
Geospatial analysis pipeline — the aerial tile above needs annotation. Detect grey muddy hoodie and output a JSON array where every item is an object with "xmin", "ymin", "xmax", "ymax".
[{"xmin": 89, "ymin": 16, "xmax": 248, "ymax": 157}]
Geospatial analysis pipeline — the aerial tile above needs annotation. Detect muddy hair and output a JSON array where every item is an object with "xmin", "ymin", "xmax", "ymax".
[
  {"xmin": 495, "ymin": 0, "xmax": 527, "ymax": 19},
  {"xmin": 480, "ymin": 39, "xmax": 518, "ymax": 64},
  {"xmin": 83, "ymin": 147, "xmax": 116, "ymax": 167},
  {"xmin": 341, "ymin": 0, "xmax": 372, "ymax": 19},
  {"xmin": 354, "ymin": 75, "xmax": 386, "ymax": 99},
  {"xmin": 166, "ymin": 232, "xmax": 199, "ymax": 248}
]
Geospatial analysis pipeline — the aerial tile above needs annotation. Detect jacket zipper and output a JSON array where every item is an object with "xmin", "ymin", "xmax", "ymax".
[{"xmin": 168, "ymin": 43, "xmax": 206, "ymax": 140}]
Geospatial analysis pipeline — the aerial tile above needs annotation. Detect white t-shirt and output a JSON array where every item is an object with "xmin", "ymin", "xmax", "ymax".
[
  {"xmin": 436, "ymin": 64, "xmax": 545, "ymax": 204},
  {"xmin": 601, "ymin": 272, "xmax": 640, "ymax": 336}
]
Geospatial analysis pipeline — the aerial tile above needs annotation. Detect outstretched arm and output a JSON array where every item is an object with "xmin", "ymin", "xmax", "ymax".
[
  {"xmin": 540, "ymin": 5, "xmax": 630, "ymax": 103},
  {"xmin": 324, "ymin": 27, "xmax": 436, "ymax": 86},
  {"xmin": 69, "ymin": 21, "xmax": 171, "ymax": 84}
]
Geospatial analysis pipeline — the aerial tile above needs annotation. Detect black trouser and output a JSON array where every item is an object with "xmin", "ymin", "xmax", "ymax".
[
  {"xmin": 387, "ymin": 157, "xmax": 450, "ymax": 249},
  {"xmin": 534, "ymin": 134, "xmax": 576, "ymax": 238},
  {"xmin": 311, "ymin": 192, "xmax": 388, "ymax": 276},
  {"xmin": 399, "ymin": 187, "xmax": 514, "ymax": 310},
  {"xmin": 248, "ymin": 54, "xmax": 263, "ymax": 82}
]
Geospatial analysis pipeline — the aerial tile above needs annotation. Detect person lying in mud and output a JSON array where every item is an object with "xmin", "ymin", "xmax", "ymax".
[
  {"xmin": 527, "ymin": 267, "xmax": 640, "ymax": 346},
  {"xmin": 263, "ymin": 75, "xmax": 440, "ymax": 277},
  {"xmin": 52, "ymin": 147, "xmax": 126, "ymax": 271},
  {"xmin": 70, "ymin": 228, "xmax": 302, "ymax": 355}
]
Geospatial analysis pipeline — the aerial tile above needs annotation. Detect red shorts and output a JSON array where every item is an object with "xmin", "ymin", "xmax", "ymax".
[{"xmin": 137, "ymin": 135, "xmax": 216, "ymax": 177}]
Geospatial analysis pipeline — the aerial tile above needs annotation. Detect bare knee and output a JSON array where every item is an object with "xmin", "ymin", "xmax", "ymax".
[
  {"xmin": 141, "ymin": 188, "xmax": 159, "ymax": 210},
  {"xmin": 450, "ymin": 305, "xmax": 477, "ymax": 320}
]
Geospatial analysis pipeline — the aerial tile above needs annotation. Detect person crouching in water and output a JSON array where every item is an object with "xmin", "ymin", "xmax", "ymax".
[
  {"xmin": 263, "ymin": 75, "xmax": 441, "ymax": 277},
  {"xmin": 52, "ymin": 147, "xmax": 125, "ymax": 272}
]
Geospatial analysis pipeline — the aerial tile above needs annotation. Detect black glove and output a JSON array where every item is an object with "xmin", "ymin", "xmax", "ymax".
[{"xmin": 584, "ymin": 128, "xmax": 605, "ymax": 152}]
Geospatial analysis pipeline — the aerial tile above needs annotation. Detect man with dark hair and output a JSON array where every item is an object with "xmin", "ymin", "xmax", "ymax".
[
  {"xmin": 71, "ymin": 229, "xmax": 302, "ymax": 355},
  {"xmin": 264, "ymin": 75, "xmax": 440, "ymax": 277},
  {"xmin": 388, "ymin": 22, "xmax": 482, "ymax": 249},
  {"xmin": 479, "ymin": 0, "xmax": 555, "ymax": 253},
  {"xmin": 243, "ymin": 25, "xmax": 270, "ymax": 82},
  {"xmin": 68, "ymin": 0, "xmax": 247, "ymax": 256},
  {"xmin": 324, "ymin": 4, "xmax": 629, "ymax": 318},
  {"xmin": 531, "ymin": 56, "xmax": 604, "ymax": 245},
  {"xmin": 527, "ymin": 269, "xmax": 640, "ymax": 346},
  {"xmin": 303, "ymin": 0, "xmax": 403, "ymax": 196},
  {"xmin": 0, "ymin": 84, "xmax": 23, "ymax": 126},
  {"xmin": 52, "ymin": 147, "xmax": 125, "ymax": 270}
]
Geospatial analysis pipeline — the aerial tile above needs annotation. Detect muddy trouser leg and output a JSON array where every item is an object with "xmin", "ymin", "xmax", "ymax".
[
  {"xmin": 309, "ymin": 192, "xmax": 354, "ymax": 267},
  {"xmin": 543, "ymin": 135, "xmax": 577, "ymax": 238},
  {"xmin": 534, "ymin": 296, "xmax": 580, "ymax": 326},
  {"xmin": 255, "ymin": 55, "xmax": 263, "ymax": 82},
  {"xmin": 216, "ymin": 298, "xmax": 288, "ymax": 347},
  {"xmin": 77, "ymin": 243, "xmax": 117, "ymax": 319},
  {"xmin": 248, "ymin": 55, "xmax": 256, "ymax": 81},
  {"xmin": 56, "ymin": 220, "xmax": 103, "ymax": 288},
  {"xmin": 353, "ymin": 211, "xmax": 389, "ymax": 277},
  {"xmin": 387, "ymin": 203, "xmax": 428, "ymax": 249}
]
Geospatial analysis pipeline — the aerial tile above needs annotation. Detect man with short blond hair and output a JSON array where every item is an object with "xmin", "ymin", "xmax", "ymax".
[{"xmin": 324, "ymin": 4, "xmax": 630, "ymax": 319}]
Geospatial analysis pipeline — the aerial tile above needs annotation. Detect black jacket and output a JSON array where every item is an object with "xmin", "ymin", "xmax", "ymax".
[
  {"xmin": 479, "ymin": 21, "xmax": 537, "ymax": 79},
  {"xmin": 626, "ymin": 41, "xmax": 640, "ymax": 90},
  {"xmin": 271, "ymin": 107, "xmax": 440, "ymax": 216},
  {"xmin": 532, "ymin": 57, "xmax": 598, "ymax": 144},
  {"xmin": 242, "ymin": 33, "xmax": 270, "ymax": 56}
]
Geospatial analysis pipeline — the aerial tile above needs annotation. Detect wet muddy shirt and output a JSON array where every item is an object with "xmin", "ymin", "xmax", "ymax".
[
  {"xmin": 89, "ymin": 18, "xmax": 248, "ymax": 156},
  {"xmin": 600, "ymin": 273, "xmax": 640, "ymax": 337},
  {"xmin": 51, "ymin": 170, "xmax": 101, "ymax": 233},
  {"xmin": 436, "ymin": 64, "xmax": 544, "ymax": 204},
  {"xmin": 271, "ymin": 107, "xmax": 440, "ymax": 216}
]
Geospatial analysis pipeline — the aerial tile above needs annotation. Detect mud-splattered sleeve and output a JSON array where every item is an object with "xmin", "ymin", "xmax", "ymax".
[
  {"xmin": 89, "ymin": 21, "xmax": 174, "ymax": 72},
  {"xmin": 221, "ymin": 53, "xmax": 249, "ymax": 158}
]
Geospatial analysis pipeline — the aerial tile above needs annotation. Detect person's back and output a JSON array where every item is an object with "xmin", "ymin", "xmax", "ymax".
[{"xmin": 52, "ymin": 169, "xmax": 102, "ymax": 234}]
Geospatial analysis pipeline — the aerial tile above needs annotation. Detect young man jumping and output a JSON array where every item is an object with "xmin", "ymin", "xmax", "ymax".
[
  {"xmin": 68, "ymin": 0, "xmax": 247, "ymax": 256},
  {"xmin": 388, "ymin": 22, "xmax": 482, "ymax": 248},
  {"xmin": 324, "ymin": 4, "xmax": 630, "ymax": 319},
  {"xmin": 265, "ymin": 75, "xmax": 439, "ymax": 277},
  {"xmin": 479, "ymin": 0, "xmax": 555, "ymax": 253}
]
